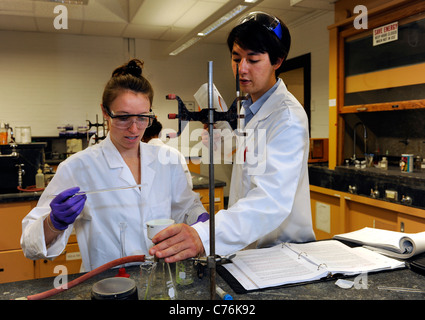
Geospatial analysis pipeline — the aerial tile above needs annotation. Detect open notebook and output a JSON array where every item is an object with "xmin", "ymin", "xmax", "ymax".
[{"xmin": 222, "ymin": 240, "xmax": 404, "ymax": 291}]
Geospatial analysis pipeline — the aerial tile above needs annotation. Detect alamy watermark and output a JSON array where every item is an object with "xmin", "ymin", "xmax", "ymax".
[
  {"xmin": 53, "ymin": 5, "xmax": 68, "ymax": 30},
  {"xmin": 157, "ymin": 127, "xmax": 268, "ymax": 175}
]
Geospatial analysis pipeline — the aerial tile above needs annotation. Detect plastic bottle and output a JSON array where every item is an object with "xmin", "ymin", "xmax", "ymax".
[
  {"xmin": 35, "ymin": 169, "xmax": 45, "ymax": 188},
  {"xmin": 0, "ymin": 123, "xmax": 7, "ymax": 145},
  {"xmin": 380, "ymin": 157, "xmax": 388, "ymax": 170}
]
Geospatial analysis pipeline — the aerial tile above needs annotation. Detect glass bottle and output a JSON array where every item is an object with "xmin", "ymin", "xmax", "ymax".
[{"xmin": 144, "ymin": 258, "xmax": 177, "ymax": 300}]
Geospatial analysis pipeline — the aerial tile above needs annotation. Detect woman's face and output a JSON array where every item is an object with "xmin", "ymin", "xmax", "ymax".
[
  {"xmin": 103, "ymin": 90, "xmax": 151, "ymax": 154},
  {"xmin": 231, "ymin": 43, "xmax": 283, "ymax": 102}
]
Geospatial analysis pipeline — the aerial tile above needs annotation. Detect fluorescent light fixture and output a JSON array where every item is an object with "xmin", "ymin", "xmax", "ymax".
[
  {"xmin": 35, "ymin": 0, "xmax": 89, "ymax": 4},
  {"xmin": 167, "ymin": 0, "xmax": 264, "ymax": 56},
  {"xmin": 169, "ymin": 37, "xmax": 202, "ymax": 56},
  {"xmin": 197, "ymin": 5, "xmax": 247, "ymax": 37}
]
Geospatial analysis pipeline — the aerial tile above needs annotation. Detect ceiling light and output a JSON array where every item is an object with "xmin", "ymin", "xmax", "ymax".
[
  {"xmin": 34, "ymin": 0, "xmax": 89, "ymax": 4},
  {"xmin": 169, "ymin": 37, "xmax": 202, "ymax": 56},
  {"xmin": 197, "ymin": 5, "xmax": 247, "ymax": 37},
  {"xmin": 167, "ymin": 0, "xmax": 264, "ymax": 56}
]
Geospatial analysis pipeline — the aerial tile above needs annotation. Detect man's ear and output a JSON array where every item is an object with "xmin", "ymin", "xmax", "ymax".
[{"xmin": 273, "ymin": 57, "xmax": 284, "ymax": 71}]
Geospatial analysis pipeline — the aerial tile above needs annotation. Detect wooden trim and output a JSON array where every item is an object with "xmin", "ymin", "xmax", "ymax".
[
  {"xmin": 339, "ymin": 99, "xmax": 425, "ymax": 114},
  {"xmin": 328, "ymin": 0, "xmax": 421, "ymax": 30}
]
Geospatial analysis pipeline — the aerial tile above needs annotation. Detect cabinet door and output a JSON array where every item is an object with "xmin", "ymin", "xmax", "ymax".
[
  {"xmin": 195, "ymin": 187, "xmax": 224, "ymax": 213},
  {"xmin": 310, "ymin": 190, "xmax": 342, "ymax": 240},
  {"xmin": 35, "ymin": 243, "xmax": 82, "ymax": 279},
  {"xmin": 0, "ymin": 201, "xmax": 36, "ymax": 251},
  {"xmin": 398, "ymin": 214, "xmax": 425, "ymax": 233},
  {"xmin": 0, "ymin": 249, "xmax": 34, "ymax": 284},
  {"xmin": 345, "ymin": 200, "xmax": 398, "ymax": 232}
]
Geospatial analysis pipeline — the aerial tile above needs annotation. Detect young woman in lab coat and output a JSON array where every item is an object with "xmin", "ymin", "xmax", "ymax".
[
  {"xmin": 149, "ymin": 12, "xmax": 316, "ymax": 262},
  {"xmin": 21, "ymin": 59, "xmax": 206, "ymax": 271}
]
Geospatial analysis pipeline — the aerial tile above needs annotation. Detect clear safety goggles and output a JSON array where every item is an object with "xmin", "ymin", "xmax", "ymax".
[
  {"xmin": 106, "ymin": 109, "xmax": 155, "ymax": 129},
  {"xmin": 239, "ymin": 11, "xmax": 283, "ymax": 40}
]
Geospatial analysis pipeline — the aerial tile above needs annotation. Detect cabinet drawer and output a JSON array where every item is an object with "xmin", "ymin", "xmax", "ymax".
[
  {"xmin": 0, "ymin": 249, "xmax": 35, "ymax": 284},
  {"xmin": 0, "ymin": 201, "xmax": 36, "ymax": 251},
  {"xmin": 35, "ymin": 243, "xmax": 82, "ymax": 279},
  {"xmin": 195, "ymin": 188, "xmax": 223, "ymax": 204}
]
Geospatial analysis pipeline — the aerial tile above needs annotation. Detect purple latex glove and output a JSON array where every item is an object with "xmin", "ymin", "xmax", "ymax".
[
  {"xmin": 49, "ymin": 187, "xmax": 87, "ymax": 231},
  {"xmin": 191, "ymin": 212, "xmax": 209, "ymax": 226}
]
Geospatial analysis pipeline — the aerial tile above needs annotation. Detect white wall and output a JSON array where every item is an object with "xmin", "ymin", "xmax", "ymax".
[
  {"xmin": 288, "ymin": 11, "xmax": 334, "ymax": 139},
  {"xmin": 0, "ymin": 12, "xmax": 333, "ymax": 139},
  {"xmin": 0, "ymin": 31, "xmax": 234, "ymax": 138},
  {"xmin": 0, "ymin": 13, "xmax": 333, "ymax": 195}
]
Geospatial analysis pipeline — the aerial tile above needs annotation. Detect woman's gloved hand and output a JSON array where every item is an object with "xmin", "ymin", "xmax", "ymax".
[{"xmin": 49, "ymin": 187, "xmax": 87, "ymax": 231}]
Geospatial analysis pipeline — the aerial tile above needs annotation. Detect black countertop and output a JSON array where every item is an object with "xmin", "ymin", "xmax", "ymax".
[
  {"xmin": 309, "ymin": 164, "xmax": 425, "ymax": 209},
  {"xmin": 1, "ymin": 263, "xmax": 424, "ymax": 302}
]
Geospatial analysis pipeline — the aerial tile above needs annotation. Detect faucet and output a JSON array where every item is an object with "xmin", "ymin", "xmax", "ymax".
[
  {"xmin": 15, "ymin": 163, "xmax": 25, "ymax": 188},
  {"xmin": 352, "ymin": 122, "xmax": 367, "ymax": 161},
  {"xmin": 0, "ymin": 143, "xmax": 19, "ymax": 158}
]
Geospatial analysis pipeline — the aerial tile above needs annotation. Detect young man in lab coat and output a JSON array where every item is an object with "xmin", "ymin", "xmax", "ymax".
[{"xmin": 150, "ymin": 12, "xmax": 315, "ymax": 262}]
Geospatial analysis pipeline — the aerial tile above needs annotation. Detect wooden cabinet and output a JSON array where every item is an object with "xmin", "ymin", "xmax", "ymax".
[
  {"xmin": 310, "ymin": 185, "xmax": 425, "ymax": 239},
  {"xmin": 195, "ymin": 187, "xmax": 224, "ymax": 214},
  {"xmin": 0, "ymin": 249, "xmax": 34, "ymax": 283},
  {"xmin": 0, "ymin": 200, "xmax": 81, "ymax": 284},
  {"xmin": 310, "ymin": 187, "xmax": 344, "ymax": 239},
  {"xmin": 35, "ymin": 243, "xmax": 82, "ymax": 279}
]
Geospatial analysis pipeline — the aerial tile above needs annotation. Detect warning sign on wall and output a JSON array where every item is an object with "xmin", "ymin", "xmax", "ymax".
[{"xmin": 373, "ymin": 22, "xmax": 398, "ymax": 46}]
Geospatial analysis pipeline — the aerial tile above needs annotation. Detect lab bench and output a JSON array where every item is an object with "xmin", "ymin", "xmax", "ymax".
[{"xmin": 0, "ymin": 263, "xmax": 424, "ymax": 301}]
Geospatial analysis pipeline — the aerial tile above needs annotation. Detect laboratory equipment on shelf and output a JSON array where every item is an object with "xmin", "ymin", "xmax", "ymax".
[
  {"xmin": 86, "ymin": 114, "xmax": 107, "ymax": 144},
  {"xmin": 351, "ymin": 121, "xmax": 367, "ymax": 162}
]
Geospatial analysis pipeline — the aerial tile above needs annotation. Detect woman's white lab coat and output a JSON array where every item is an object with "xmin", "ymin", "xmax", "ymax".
[
  {"xmin": 21, "ymin": 135, "xmax": 205, "ymax": 271},
  {"xmin": 192, "ymin": 79, "xmax": 315, "ymax": 255}
]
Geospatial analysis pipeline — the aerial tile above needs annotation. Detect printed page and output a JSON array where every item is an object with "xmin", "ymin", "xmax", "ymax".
[
  {"xmin": 286, "ymin": 240, "xmax": 404, "ymax": 274},
  {"xmin": 226, "ymin": 245, "xmax": 328, "ymax": 289}
]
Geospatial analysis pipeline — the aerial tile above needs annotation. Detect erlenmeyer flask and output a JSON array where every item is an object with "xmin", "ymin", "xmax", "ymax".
[{"xmin": 144, "ymin": 258, "xmax": 178, "ymax": 300}]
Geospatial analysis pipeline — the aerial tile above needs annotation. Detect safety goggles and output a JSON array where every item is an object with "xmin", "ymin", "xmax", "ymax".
[
  {"xmin": 239, "ymin": 11, "xmax": 283, "ymax": 40},
  {"xmin": 105, "ymin": 109, "xmax": 155, "ymax": 129}
]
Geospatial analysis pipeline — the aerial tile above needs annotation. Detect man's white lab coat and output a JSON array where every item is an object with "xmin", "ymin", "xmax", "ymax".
[{"xmin": 193, "ymin": 79, "xmax": 315, "ymax": 255}]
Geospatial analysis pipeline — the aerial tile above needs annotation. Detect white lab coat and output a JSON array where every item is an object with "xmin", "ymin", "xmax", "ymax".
[
  {"xmin": 21, "ymin": 135, "xmax": 205, "ymax": 271},
  {"xmin": 147, "ymin": 137, "xmax": 192, "ymax": 188},
  {"xmin": 192, "ymin": 79, "xmax": 315, "ymax": 255}
]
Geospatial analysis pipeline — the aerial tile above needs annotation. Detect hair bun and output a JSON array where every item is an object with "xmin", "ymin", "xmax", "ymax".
[{"xmin": 112, "ymin": 59, "xmax": 144, "ymax": 78}]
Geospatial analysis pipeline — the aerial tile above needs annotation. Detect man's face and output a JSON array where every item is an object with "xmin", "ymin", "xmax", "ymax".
[{"xmin": 231, "ymin": 43, "xmax": 283, "ymax": 102}]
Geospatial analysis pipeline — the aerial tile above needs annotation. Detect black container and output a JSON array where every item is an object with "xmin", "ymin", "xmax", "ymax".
[{"xmin": 91, "ymin": 277, "xmax": 138, "ymax": 300}]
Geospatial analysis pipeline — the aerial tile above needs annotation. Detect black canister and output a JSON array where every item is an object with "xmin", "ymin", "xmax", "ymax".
[{"xmin": 91, "ymin": 277, "xmax": 138, "ymax": 300}]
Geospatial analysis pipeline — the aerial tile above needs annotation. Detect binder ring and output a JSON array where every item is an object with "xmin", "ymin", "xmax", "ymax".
[
  {"xmin": 298, "ymin": 252, "xmax": 307, "ymax": 259},
  {"xmin": 317, "ymin": 263, "xmax": 327, "ymax": 270}
]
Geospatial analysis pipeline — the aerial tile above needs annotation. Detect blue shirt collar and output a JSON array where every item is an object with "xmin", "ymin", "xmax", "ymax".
[{"xmin": 243, "ymin": 78, "xmax": 281, "ymax": 116}]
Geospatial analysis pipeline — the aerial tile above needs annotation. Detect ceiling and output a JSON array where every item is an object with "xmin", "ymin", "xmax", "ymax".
[{"xmin": 0, "ymin": 0, "xmax": 334, "ymax": 51}]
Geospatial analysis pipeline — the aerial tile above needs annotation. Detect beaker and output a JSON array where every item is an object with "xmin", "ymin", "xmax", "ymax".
[
  {"xmin": 176, "ymin": 260, "xmax": 194, "ymax": 286},
  {"xmin": 144, "ymin": 258, "xmax": 177, "ymax": 300}
]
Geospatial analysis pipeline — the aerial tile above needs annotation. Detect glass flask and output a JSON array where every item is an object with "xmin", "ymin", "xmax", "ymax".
[{"xmin": 144, "ymin": 258, "xmax": 178, "ymax": 300}]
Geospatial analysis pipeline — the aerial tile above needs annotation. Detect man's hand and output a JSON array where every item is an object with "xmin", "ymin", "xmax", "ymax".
[{"xmin": 149, "ymin": 223, "xmax": 204, "ymax": 263}]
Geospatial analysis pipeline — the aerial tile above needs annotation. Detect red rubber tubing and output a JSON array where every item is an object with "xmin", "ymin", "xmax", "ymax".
[{"xmin": 25, "ymin": 255, "xmax": 145, "ymax": 300}]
